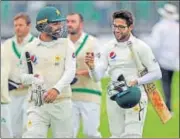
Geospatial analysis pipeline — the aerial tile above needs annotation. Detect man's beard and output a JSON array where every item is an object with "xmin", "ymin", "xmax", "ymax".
[
  {"xmin": 16, "ymin": 32, "xmax": 24, "ymax": 38},
  {"xmin": 68, "ymin": 28, "xmax": 78, "ymax": 35},
  {"xmin": 115, "ymin": 33, "xmax": 130, "ymax": 42},
  {"xmin": 69, "ymin": 32, "xmax": 77, "ymax": 35}
]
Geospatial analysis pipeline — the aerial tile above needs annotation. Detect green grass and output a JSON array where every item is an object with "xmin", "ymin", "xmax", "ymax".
[{"xmin": 48, "ymin": 72, "xmax": 179, "ymax": 138}]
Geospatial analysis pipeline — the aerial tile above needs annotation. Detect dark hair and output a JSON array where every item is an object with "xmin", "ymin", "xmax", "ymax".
[
  {"xmin": 67, "ymin": 13, "xmax": 84, "ymax": 22},
  {"xmin": 13, "ymin": 12, "xmax": 31, "ymax": 25},
  {"xmin": 112, "ymin": 10, "xmax": 134, "ymax": 27}
]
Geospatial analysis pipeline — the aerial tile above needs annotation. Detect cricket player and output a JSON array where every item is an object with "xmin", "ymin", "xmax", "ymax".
[
  {"xmin": 85, "ymin": 10, "xmax": 162, "ymax": 138},
  {"xmin": 1, "ymin": 44, "xmax": 13, "ymax": 138},
  {"xmin": 66, "ymin": 13, "xmax": 102, "ymax": 138},
  {"xmin": 1, "ymin": 13, "xmax": 36, "ymax": 138},
  {"xmin": 20, "ymin": 6, "xmax": 76, "ymax": 138}
]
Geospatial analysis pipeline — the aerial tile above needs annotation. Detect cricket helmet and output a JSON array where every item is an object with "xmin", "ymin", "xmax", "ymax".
[
  {"xmin": 36, "ymin": 6, "xmax": 67, "ymax": 39},
  {"xmin": 108, "ymin": 81, "xmax": 141, "ymax": 109}
]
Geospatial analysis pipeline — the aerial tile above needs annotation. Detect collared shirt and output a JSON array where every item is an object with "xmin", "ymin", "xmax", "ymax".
[
  {"xmin": 37, "ymin": 35, "xmax": 60, "ymax": 47},
  {"xmin": 67, "ymin": 32, "xmax": 86, "ymax": 47},
  {"xmin": 68, "ymin": 32, "xmax": 103, "ymax": 57},
  {"xmin": 20, "ymin": 37, "xmax": 76, "ymax": 94},
  {"xmin": 89, "ymin": 34, "xmax": 161, "ymax": 92},
  {"xmin": 12, "ymin": 33, "xmax": 34, "ymax": 56},
  {"xmin": 13, "ymin": 33, "xmax": 34, "ymax": 47}
]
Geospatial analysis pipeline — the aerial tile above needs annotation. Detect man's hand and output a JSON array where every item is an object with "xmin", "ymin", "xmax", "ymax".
[
  {"xmin": 85, "ymin": 52, "xmax": 95, "ymax": 70},
  {"xmin": 18, "ymin": 84, "xmax": 24, "ymax": 89},
  {"xmin": 43, "ymin": 88, "xmax": 59, "ymax": 103},
  {"xmin": 128, "ymin": 79, "xmax": 138, "ymax": 87},
  {"xmin": 76, "ymin": 69, "xmax": 89, "ymax": 76}
]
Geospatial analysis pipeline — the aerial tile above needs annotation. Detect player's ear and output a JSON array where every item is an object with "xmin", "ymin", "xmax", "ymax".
[
  {"xmin": 80, "ymin": 22, "xmax": 83, "ymax": 30},
  {"xmin": 27, "ymin": 23, "xmax": 31, "ymax": 29},
  {"xmin": 129, "ymin": 24, "xmax": 134, "ymax": 32}
]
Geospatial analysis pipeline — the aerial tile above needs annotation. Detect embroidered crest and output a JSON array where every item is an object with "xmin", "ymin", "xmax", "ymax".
[
  {"xmin": 55, "ymin": 55, "xmax": 61, "ymax": 65},
  {"xmin": 56, "ymin": 10, "xmax": 60, "ymax": 16},
  {"xmin": 133, "ymin": 104, "xmax": 140, "ymax": 112},
  {"xmin": 27, "ymin": 120, "xmax": 32, "ymax": 128}
]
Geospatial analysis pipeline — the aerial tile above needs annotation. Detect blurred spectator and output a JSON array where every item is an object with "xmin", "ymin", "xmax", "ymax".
[
  {"xmin": 94, "ymin": 1, "xmax": 112, "ymax": 28},
  {"xmin": 13, "ymin": 1, "xmax": 27, "ymax": 14},
  {"xmin": 1, "ymin": 1, "xmax": 11, "ymax": 24},
  {"xmin": 27, "ymin": 1, "xmax": 47, "ymax": 30},
  {"xmin": 144, "ymin": 3, "xmax": 179, "ymax": 112},
  {"xmin": 27, "ymin": 1, "xmax": 47, "ymax": 13}
]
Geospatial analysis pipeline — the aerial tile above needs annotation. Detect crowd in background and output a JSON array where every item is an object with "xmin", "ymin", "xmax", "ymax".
[{"xmin": 1, "ymin": 1, "xmax": 179, "ymax": 38}]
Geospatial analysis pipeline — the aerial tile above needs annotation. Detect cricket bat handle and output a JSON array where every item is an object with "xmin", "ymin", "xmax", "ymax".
[
  {"xmin": 25, "ymin": 52, "xmax": 33, "ymax": 74},
  {"xmin": 25, "ymin": 51, "xmax": 34, "ymax": 102}
]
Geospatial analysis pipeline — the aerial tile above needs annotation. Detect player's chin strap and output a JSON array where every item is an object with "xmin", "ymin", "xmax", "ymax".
[
  {"xmin": 36, "ymin": 23, "xmax": 67, "ymax": 40},
  {"xmin": 43, "ymin": 24, "xmax": 67, "ymax": 40}
]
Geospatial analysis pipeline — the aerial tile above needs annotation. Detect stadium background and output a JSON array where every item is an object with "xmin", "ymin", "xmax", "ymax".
[{"xmin": 1, "ymin": 1, "xmax": 179, "ymax": 138}]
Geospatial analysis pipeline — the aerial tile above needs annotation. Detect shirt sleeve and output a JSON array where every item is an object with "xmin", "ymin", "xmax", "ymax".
[
  {"xmin": 88, "ymin": 41, "xmax": 109, "ymax": 82},
  {"xmin": 136, "ymin": 41, "xmax": 162, "ymax": 84},
  {"xmin": 53, "ymin": 40, "xmax": 76, "ymax": 93},
  {"xmin": 137, "ymin": 68, "xmax": 162, "ymax": 85},
  {"xmin": 1, "ymin": 44, "xmax": 11, "ymax": 103},
  {"xmin": 138, "ymin": 41, "xmax": 161, "ymax": 72}
]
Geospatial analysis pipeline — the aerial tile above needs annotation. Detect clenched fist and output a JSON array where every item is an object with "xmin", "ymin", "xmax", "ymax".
[
  {"xmin": 43, "ymin": 88, "xmax": 59, "ymax": 103},
  {"xmin": 85, "ymin": 52, "xmax": 95, "ymax": 70},
  {"xmin": 128, "ymin": 79, "xmax": 138, "ymax": 87}
]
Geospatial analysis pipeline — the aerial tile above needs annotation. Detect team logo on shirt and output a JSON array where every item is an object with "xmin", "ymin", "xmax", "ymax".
[
  {"xmin": 54, "ymin": 55, "xmax": 61, "ymax": 66},
  {"xmin": 133, "ymin": 104, "xmax": 140, "ymax": 112},
  {"xmin": 27, "ymin": 120, "xmax": 32, "ymax": 128},
  {"xmin": 30, "ymin": 55, "xmax": 38, "ymax": 64},
  {"xmin": 109, "ymin": 51, "xmax": 116, "ymax": 59}
]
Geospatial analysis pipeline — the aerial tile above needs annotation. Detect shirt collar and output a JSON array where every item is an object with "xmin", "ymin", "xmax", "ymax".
[
  {"xmin": 14, "ymin": 33, "xmax": 33, "ymax": 46},
  {"xmin": 37, "ymin": 35, "xmax": 59, "ymax": 47},
  {"xmin": 114, "ymin": 33, "xmax": 135, "ymax": 47},
  {"xmin": 68, "ymin": 32, "xmax": 86, "ymax": 44},
  {"xmin": 77, "ymin": 32, "xmax": 86, "ymax": 44}
]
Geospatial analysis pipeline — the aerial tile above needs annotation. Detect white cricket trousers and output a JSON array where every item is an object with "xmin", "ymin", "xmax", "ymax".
[
  {"xmin": 1, "ymin": 104, "xmax": 13, "ymax": 138},
  {"xmin": 22, "ymin": 99, "xmax": 73, "ymax": 138},
  {"xmin": 107, "ymin": 93, "xmax": 148, "ymax": 138},
  {"xmin": 9, "ymin": 94, "xmax": 28, "ymax": 138},
  {"xmin": 72, "ymin": 101, "xmax": 101, "ymax": 138}
]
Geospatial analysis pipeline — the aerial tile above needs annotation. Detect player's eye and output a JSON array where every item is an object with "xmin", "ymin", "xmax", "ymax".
[{"xmin": 112, "ymin": 24, "xmax": 128, "ymax": 30}]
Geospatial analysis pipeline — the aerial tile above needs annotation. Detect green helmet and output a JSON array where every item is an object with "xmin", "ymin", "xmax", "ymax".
[
  {"xmin": 36, "ymin": 6, "xmax": 67, "ymax": 38},
  {"xmin": 107, "ymin": 75, "xmax": 141, "ymax": 109},
  {"xmin": 114, "ymin": 86, "xmax": 141, "ymax": 109}
]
